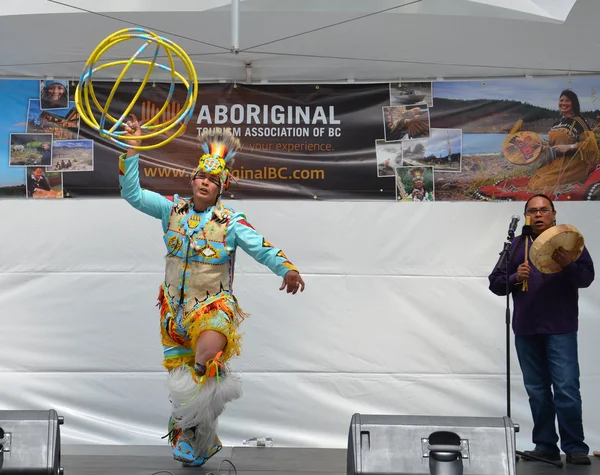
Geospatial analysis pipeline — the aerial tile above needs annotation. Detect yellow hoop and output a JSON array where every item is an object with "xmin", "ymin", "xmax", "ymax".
[{"xmin": 75, "ymin": 28, "xmax": 198, "ymax": 150}]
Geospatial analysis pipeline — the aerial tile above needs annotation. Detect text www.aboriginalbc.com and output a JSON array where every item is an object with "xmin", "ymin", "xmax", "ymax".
[{"xmin": 143, "ymin": 166, "xmax": 325, "ymax": 180}]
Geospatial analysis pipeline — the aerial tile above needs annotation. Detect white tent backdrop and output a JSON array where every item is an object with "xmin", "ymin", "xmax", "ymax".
[
  {"xmin": 0, "ymin": 198, "xmax": 599, "ymax": 450},
  {"xmin": 0, "ymin": 0, "xmax": 599, "ymax": 452},
  {"xmin": 0, "ymin": 0, "xmax": 599, "ymax": 82}
]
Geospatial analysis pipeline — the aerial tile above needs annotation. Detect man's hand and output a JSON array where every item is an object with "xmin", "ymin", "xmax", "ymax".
[
  {"xmin": 516, "ymin": 262, "xmax": 530, "ymax": 282},
  {"xmin": 279, "ymin": 270, "xmax": 305, "ymax": 295},
  {"xmin": 552, "ymin": 246, "xmax": 573, "ymax": 268}
]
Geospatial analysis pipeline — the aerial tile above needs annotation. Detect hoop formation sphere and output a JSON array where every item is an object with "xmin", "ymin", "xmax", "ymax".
[{"xmin": 75, "ymin": 28, "xmax": 198, "ymax": 151}]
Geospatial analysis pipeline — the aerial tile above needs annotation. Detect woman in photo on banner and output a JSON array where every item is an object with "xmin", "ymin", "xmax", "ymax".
[
  {"xmin": 529, "ymin": 90, "xmax": 599, "ymax": 190},
  {"xmin": 120, "ymin": 121, "xmax": 305, "ymax": 467},
  {"xmin": 40, "ymin": 79, "xmax": 69, "ymax": 110},
  {"xmin": 476, "ymin": 89, "xmax": 600, "ymax": 201}
]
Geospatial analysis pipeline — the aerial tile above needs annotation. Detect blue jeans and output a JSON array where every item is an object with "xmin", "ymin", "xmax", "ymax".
[{"xmin": 515, "ymin": 333, "xmax": 588, "ymax": 454}]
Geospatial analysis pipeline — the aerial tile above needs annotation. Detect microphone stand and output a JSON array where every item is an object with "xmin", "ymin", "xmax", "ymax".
[
  {"xmin": 492, "ymin": 227, "xmax": 515, "ymax": 420},
  {"xmin": 493, "ymin": 225, "xmax": 563, "ymax": 469}
]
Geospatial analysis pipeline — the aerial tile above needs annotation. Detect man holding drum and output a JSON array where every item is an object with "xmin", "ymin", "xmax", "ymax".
[{"xmin": 488, "ymin": 194, "xmax": 594, "ymax": 466}]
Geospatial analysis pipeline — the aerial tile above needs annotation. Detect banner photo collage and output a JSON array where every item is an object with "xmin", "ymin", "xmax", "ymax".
[{"xmin": 1, "ymin": 76, "xmax": 600, "ymax": 202}]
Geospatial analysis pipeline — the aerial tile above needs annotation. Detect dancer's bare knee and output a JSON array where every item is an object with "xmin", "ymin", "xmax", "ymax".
[{"xmin": 194, "ymin": 330, "xmax": 227, "ymax": 372}]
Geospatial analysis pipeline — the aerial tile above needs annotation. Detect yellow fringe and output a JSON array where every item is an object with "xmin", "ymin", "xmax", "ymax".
[
  {"xmin": 164, "ymin": 355, "xmax": 196, "ymax": 372},
  {"xmin": 157, "ymin": 286, "xmax": 249, "ymax": 372},
  {"xmin": 575, "ymin": 130, "xmax": 600, "ymax": 164}
]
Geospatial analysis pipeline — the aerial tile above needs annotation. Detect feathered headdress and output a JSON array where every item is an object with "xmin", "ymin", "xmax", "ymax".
[
  {"xmin": 193, "ymin": 128, "xmax": 241, "ymax": 192},
  {"xmin": 411, "ymin": 167, "xmax": 425, "ymax": 181}
]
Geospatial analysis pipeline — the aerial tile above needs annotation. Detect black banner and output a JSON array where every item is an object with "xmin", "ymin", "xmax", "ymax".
[{"xmin": 64, "ymin": 82, "xmax": 393, "ymax": 200}]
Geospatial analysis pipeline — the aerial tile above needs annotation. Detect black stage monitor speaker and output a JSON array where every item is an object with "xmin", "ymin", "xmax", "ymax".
[
  {"xmin": 0, "ymin": 409, "xmax": 64, "ymax": 475},
  {"xmin": 347, "ymin": 414, "xmax": 517, "ymax": 475}
]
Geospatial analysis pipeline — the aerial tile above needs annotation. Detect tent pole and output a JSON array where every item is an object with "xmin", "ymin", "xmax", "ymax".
[{"xmin": 231, "ymin": 0, "xmax": 240, "ymax": 53}]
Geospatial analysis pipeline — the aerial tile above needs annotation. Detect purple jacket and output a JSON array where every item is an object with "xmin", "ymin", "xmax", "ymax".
[{"xmin": 488, "ymin": 235, "xmax": 595, "ymax": 335}]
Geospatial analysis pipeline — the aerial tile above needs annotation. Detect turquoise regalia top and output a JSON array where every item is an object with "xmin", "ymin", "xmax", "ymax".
[{"xmin": 118, "ymin": 153, "xmax": 299, "ymax": 370}]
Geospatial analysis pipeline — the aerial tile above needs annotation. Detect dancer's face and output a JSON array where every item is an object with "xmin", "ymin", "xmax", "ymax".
[{"xmin": 191, "ymin": 172, "xmax": 220, "ymax": 208}]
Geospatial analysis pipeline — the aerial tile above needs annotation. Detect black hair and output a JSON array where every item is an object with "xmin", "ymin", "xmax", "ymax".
[
  {"xmin": 524, "ymin": 193, "xmax": 555, "ymax": 213},
  {"xmin": 559, "ymin": 89, "xmax": 581, "ymax": 116}
]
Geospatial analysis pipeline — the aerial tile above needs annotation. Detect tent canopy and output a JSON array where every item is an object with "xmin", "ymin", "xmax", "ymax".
[{"xmin": 0, "ymin": 0, "xmax": 595, "ymax": 83}]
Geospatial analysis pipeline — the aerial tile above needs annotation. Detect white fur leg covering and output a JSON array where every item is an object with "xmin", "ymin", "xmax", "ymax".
[{"xmin": 167, "ymin": 367, "xmax": 242, "ymax": 455}]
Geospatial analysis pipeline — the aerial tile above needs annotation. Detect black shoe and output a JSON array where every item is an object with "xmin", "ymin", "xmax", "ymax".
[
  {"xmin": 566, "ymin": 453, "xmax": 591, "ymax": 465},
  {"xmin": 522, "ymin": 449, "xmax": 561, "ymax": 461}
]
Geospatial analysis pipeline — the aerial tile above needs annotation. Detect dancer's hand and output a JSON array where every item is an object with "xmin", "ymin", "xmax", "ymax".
[
  {"xmin": 124, "ymin": 116, "xmax": 142, "ymax": 157},
  {"xmin": 279, "ymin": 270, "xmax": 305, "ymax": 295},
  {"xmin": 516, "ymin": 262, "xmax": 530, "ymax": 282}
]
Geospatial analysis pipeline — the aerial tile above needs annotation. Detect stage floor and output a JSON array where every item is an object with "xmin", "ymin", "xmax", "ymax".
[{"xmin": 61, "ymin": 445, "xmax": 599, "ymax": 474}]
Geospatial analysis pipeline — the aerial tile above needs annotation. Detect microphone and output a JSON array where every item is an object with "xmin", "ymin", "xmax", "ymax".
[{"xmin": 508, "ymin": 214, "xmax": 521, "ymax": 236}]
